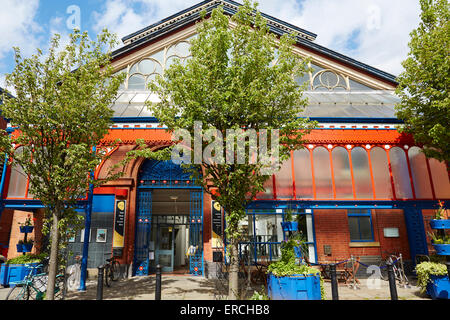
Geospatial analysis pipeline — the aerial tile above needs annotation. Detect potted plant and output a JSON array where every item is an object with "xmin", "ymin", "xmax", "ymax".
[
  {"xmin": 281, "ymin": 209, "xmax": 298, "ymax": 232},
  {"xmin": 18, "ymin": 214, "xmax": 34, "ymax": 234},
  {"xmin": 266, "ymin": 238, "xmax": 324, "ymax": 300},
  {"xmin": 415, "ymin": 260, "xmax": 449, "ymax": 299},
  {"xmin": 0, "ymin": 254, "xmax": 44, "ymax": 287},
  {"xmin": 428, "ymin": 231, "xmax": 450, "ymax": 255},
  {"xmin": 22, "ymin": 239, "xmax": 34, "ymax": 253},
  {"xmin": 429, "ymin": 200, "xmax": 450, "ymax": 229}
]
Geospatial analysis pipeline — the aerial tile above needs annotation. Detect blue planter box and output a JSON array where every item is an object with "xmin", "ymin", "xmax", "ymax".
[
  {"xmin": 19, "ymin": 226, "xmax": 34, "ymax": 233},
  {"xmin": 426, "ymin": 275, "xmax": 450, "ymax": 299},
  {"xmin": 267, "ymin": 273, "xmax": 321, "ymax": 300},
  {"xmin": 429, "ymin": 220, "xmax": 450, "ymax": 230},
  {"xmin": 432, "ymin": 244, "xmax": 450, "ymax": 255},
  {"xmin": 0, "ymin": 263, "xmax": 39, "ymax": 288},
  {"xmin": 281, "ymin": 222, "xmax": 298, "ymax": 232}
]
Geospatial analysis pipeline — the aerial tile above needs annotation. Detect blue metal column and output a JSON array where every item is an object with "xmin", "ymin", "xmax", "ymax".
[
  {"xmin": 403, "ymin": 207, "xmax": 429, "ymax": 265},
  {"xmin": 79, "ymin": 175, "xmax": 94, "ymax": 291},
  {"xmin": 134, "ymin": 190, "xmax": 152, "ymax": 275},
  {"xmin": 189, "ymin": 191, "xmax": 203, "ymax": 275}
]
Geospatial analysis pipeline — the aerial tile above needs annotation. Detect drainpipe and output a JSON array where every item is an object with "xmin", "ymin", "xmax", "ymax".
[{"xmin": 79, "ymin": 147, "xmax": 96, "ymax": 291}]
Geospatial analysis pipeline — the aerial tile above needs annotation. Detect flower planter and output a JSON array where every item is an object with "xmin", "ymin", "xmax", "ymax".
[
  {"xmin": 426, "ymin": 275, "xmax": 450, "ymax": 299},
  {"xmin": 19, "ymin": 226, "xmax": 34, "ymax": 233},
  {"xmin": 281, "ymin": 222, "xmax": 298, "ymax": 232},
  {"xmin": 429, "ymin": 219, "xmax": 450, "ymax": 230},
  {"xmin": 0, "ymin": 263, "xmax": 39, "ymax": 288},
  {"xmin": 432, "ymin": 244, "xmax": 450, "ymax": 256},
  {"xmin": 16, "ymin": 244, "xmax": 24, "ymax": 253},
  {"xmin": 22, "ymin": 244, "xmax": 33, "ymax": 253},
  {"xmin": 267, "ymin": 273, "xmax": 321, "ymax": 300}
]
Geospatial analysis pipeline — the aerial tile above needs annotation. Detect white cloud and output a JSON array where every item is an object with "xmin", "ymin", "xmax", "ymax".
[{"xmin": 0, "ymin": 0, "xmax": 42, "ymax": 62}]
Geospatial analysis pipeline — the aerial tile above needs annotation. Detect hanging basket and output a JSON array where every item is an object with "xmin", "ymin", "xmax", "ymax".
[
  {"xmin": 16, "ymin": 244, "xmax": 24, "ymax": 253},
  {"xmin": 429, "ymin": 219, "xmax": 450, "ymax": 230},
  {"xmin": 19, "ymin": 226, "xmax": 34, "ymax": 234},
  {"xmin": 432, "ymin": 244, "xmax": 450, "ymax": 256},
  {"xmin": 22, "ymin": 244, "xmax": 33, "ymax": 253},
  {"xmin": 281, "ymin": 222, "xmax": 298, "ymax": 232}
]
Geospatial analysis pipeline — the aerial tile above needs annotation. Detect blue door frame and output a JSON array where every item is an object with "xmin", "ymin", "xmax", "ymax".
[{"xmin": 133, "ymin": 159, "xmax": 204, "ymax": 276}]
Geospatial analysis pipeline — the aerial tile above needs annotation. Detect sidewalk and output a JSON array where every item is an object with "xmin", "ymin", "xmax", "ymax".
[
  {"xmin": 1, "ymin": 275, "xmax": 432, "ymax": 300},
  {"xmin": 65, "ymin": 275, "xmax": 431, "ymax": 301}
]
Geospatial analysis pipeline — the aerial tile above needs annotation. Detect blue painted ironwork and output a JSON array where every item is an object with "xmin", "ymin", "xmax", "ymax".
[
  {"xmin": 138, "ymin": 159, "xmax": 198, "ymax": 188},
  {"xmin": 189, "ymin": 190, "xmax": 203, "ymax": 275},
  {"xmin": 134, "ymin": 190, "xmax": 152, "ymax": 276},
  {"xmin": 403, "ymin": 208, "xmax": 429, "ymax": 263}
]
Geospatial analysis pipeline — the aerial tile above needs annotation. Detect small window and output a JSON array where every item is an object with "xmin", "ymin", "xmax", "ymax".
[{"xmin": 347, "ymin": 209, "xmax": 374, "ymax": 242}]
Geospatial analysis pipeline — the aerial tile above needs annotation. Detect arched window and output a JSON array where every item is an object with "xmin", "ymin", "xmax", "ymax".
[
  {"xmin": 274, "ymin": 157, "xmax": 293, "ymax": 199},
  {"xmin": 7, "ymin": 147, "xmax": 28, "ymax": 198},
  {"xmin": 351, "ymin": 147, "xmax": 373, "ymax": 199},
  {"xmin": 332, "ymin": 147, "xmax": 353, "ymax": 199},
  {"xmin": 313, "ymin": 147, "xmax": 333, "ymax": 199},
  {"xmin": 428, "ymin": 158, "xmax": 450, "ymax": 199},
  {"xmin": 408, "ymin": 147, "xmax": 433, "ymax": 199},
  {"xmin": 293, "ymin": 149, "xmax": 313, "ymax": 199},
  {"xmin": 389, "ymin": 147, "xmax": 413, "ymax": 199},
  {"xmin": 370, "ymin": 147, "xmax": 393, "ymax": 199}
]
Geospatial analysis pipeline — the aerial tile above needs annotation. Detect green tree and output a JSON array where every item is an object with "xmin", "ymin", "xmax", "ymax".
[
  {"xmin": 1, "ymin": 30, "xmax": 125, "ymax": 299},
  {"xmin": 395, "ymin": 0, "xmax": 450, "ymax": 162},
  {"xmin": 132, "ymin": 1, "xmax": 315, "ymax": 299}
]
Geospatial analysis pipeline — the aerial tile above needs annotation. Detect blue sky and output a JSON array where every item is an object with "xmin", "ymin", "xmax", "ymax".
[{"xmin": 0, "ymin": 0, "xmax": 421, "ymax": 90}]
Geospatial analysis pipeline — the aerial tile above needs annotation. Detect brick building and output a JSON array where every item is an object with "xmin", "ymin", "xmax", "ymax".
[{"xmin": 0, "ymin": 0, "xmax": 449, "ymax": 279}]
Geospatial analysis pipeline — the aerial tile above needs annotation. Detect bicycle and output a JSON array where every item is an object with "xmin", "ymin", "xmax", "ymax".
[
  {"xmin": 379, "ymin": 252, "xmax": 410, "ymax": 287},
  {"xmin": 66, "ymin": 254, "xmax": 82, "ymax": 291},
  {"xmin": 104, "ymin": 253, "xmax": 121, "ymax": 287},
  {"xmin": 6, "ymin": 263, "xmax": 65, "ymax": 300}
]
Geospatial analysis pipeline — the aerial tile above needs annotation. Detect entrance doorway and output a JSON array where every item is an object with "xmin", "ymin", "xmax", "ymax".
[{"xmin": 133, "ymin": 159, "xmax": 203, "ymax": 276}]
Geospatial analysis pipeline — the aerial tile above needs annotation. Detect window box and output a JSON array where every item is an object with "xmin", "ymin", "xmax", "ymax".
[
  {"xmin": 432, "ymin": 244, "xmax": 450, "ymax": 256},
  {"xmin": 267, "ymin": 273, "xmax": 321, "ymax": 300}
]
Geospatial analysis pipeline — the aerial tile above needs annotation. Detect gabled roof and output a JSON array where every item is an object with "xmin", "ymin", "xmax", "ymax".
[{"xmin": 111, "ymin": 0, "xmax": 398, "ymax": 85}]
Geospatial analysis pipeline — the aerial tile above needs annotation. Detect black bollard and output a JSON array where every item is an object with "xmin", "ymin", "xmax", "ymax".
[
  {"xmin": 386, "ymin": 263, "xmax": 398, "ymax": 300},
  {"xmin": 330, "ymin": 264, "xmax": 339, "ymax": 300},
  {"xmin": 155, "ymin": 264, "xmax": 162, "ymax": 300},
  {"xmin": 97, "ymin": 265, "xmax": 105, "ymax": 300}
]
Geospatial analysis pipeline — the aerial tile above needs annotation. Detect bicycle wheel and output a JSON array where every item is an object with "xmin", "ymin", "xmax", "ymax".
[
  {"xmin": 111, "ymin": 261, "xmax": 121, "ymax": 281},
  {"xmin": 6, "ymin": 284, "xmax": 30, "ymax": 300},
  {"xmin": 104, "ymin": 266, "xmax": 112, "ymax": 287},
  {"xmin": 54, "ymin": 275, "xmax": 66, "ymax": 300}
]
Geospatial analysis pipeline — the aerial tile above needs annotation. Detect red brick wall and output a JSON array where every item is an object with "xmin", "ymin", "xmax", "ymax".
[
  {"xmin": 7, "ymin": 210, "xmax": 44, "ymax": 260},
  {"xmin": 314, "ymin": 209, "xmax": 411, "ymax": 263}
]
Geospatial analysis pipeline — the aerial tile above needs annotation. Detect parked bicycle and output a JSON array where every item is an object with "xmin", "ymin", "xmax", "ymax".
[
  {"xmin": 104, "ymin": 253, "xmax": 121, "ymax": 287},
  {"xmin": 379, "ymin": 252, "xmax": 409, "ymax": 287},
  {"xmin": 66, "ymin": 254, "xmax": 82, "ymax": 291},
  {"xmin": 6, "ymin": 263, "xmax": 65, "ymax": 300}
]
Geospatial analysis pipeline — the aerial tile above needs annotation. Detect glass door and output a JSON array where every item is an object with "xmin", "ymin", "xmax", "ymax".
[{"xmin": 156, "ymin": 225, "xmax": 174, "ymax": 272}]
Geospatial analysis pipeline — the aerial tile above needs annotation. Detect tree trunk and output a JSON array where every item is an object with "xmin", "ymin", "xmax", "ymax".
[
  {"xmin": 228, "ymin": 237, "xmax": 240, "ymax": 299},
  {"xmin": 46, "ymin": 210, "xmax": 60, "ymax": 300}
]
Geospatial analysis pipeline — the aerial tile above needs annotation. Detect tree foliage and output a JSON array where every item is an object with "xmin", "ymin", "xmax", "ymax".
[
  {"xmin": 1, "ymin": 30, "xmax": 125, "ymax": 299},
  {"xmin": 133, "ymin": 0, "xmax": 315, "ymax": 299},
  {"xmin": 395, "ymin": 0, "xmax": 450, "ymax": 162}
]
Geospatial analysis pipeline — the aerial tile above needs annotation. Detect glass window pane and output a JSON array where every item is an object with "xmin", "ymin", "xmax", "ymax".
[
  {"xmin": 293, "ymin": 149, "xmax": 313, "ymax": 199},
  {"xmin": 274, "ymin": 158, "xmax": 293, "ymax": 199},
  {"xmin": 408, "ymin": 147, "xmax": 433, "ymax": 198},
  {"xmin": 351, "ymin": 147, "xmax": 374, "ymax": 199},
  {"xmin": 313, "ymin": 147, "xmax": 333, "ymax": 199},
  {"xmin": 359, "ymin": 217, "xmax": 373, "ymax": 241},
  {"xmin": 390, "ymin": 147, "xmax": 413, "ymax": 199},
  {"xmin": 7, "ymin": 147, "xmax": 27, "ymax": 198},
  {"xmin": 332, "ymin": 147, "xmax": 353, "ymax": 199},
  {"xmin": 128, "ymin": 74, "xmax": 146, "ymax": 90},
  {"xmin": 348, "ymin": 217, "xmax": 359, "ymax": 240},
  {"xmin": 370, "ymin": 147, "xmax": 393, "ymax": 199},
  {"xmin": 256, "ymin": 176, "xmax": 274, "ymax": 199},
  {"xmin": 429, "ymin": 158, "xmax": 450, "ymax": 199}
]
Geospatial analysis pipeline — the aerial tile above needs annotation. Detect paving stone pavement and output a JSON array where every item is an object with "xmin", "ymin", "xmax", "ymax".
[{"xmin": 0, "ymin": 275, "xmax": 433, "ymax": 300}]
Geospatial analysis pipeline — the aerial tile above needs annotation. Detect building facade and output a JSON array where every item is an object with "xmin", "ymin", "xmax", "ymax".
[{"xmin": 1, "ymin": 0, "xmax": 449, "ymax": 278}]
